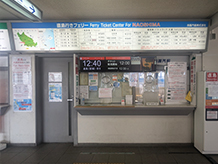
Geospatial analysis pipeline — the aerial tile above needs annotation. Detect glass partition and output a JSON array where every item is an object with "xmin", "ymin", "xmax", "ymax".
[
  {"xmin": 79, "ymin": 71, "xmax": 165, "ymax": 106},
  {"xmin": 0, "ymin": 56, "xmax": 9, "ymax": 104}
]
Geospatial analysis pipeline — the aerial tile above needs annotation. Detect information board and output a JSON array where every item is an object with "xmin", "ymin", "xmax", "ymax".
[
  {"xmin": 0, "ymin": 23, "xmax": 11, "ymax": 51},
  {"xmin": 11, "ymin": 21, "xmax": 208, "ymax": 51},
  {"xmin": 205, "ymin": 72, "xmax": 218, "ymax": 108}
]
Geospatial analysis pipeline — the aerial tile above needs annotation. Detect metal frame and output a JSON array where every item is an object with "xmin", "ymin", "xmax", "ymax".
[{"xmin": 0, "ymin": 0, "xmax": 42, "ymax": 21}]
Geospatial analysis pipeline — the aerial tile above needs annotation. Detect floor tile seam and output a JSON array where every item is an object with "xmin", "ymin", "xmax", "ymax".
[
  {"xmin": 54, "ymin": 152, "xmax": 70, "ymax": 163},
  {"xmin": 173, "ymin": 154, "xmax": 198, "ymax": 163},
  {"xmin": 35, "ymin": 148, "xmax": 57, "ymax": 153},
  {"xmin": 124, "ymin": 154, "xmax": 143, "ymax": 163},
  {"xmin": 91, "ymin": 154, "xmax": 110, "ymax": 163},
  {"xmin": 171, "ymin": 154, "xmax": 197, "ymax": 163},
  {"xmin": 74, "ymin": 154, "xmax": 95, "ymax": 163},
  {"xmin": 4, "ymin": 152, "xmax": 34, "ymax": 164},
  {"xmin": 0, "ymin": 152, "xmax": 18, "ymax": 163},
  {"xmin": 56, "ymin": 153, "xmax": 79, "ymax": 163},
  {"xmin": 35, "ymin": 152, "xmax": 52, "ymax": 164},
  {"xmin": 157, "ymin": 154, "xmax": 177, "ymax": 163},
  {"xmin": 47, "ymin": 150, "xmax": 66, "ymax": 156},
  {"xmin": 21, "ymin": 151, "xmax": 50, "ymax": 163},
  {"xmin": 45, "ymin": 145, "xmax": 68, "ymax": 154},
  {"xmin": 14, "ymin": 150, "xmax": 36, "ymax": 157}
]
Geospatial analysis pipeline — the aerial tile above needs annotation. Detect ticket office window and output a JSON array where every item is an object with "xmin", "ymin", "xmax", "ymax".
[
  {"xmin": 0, "ymin": 56, "xmax": 9, "ymax": 104},
  {"xmin": 79, "ymin": 71, "xmax": 165, "ymax": 105}
]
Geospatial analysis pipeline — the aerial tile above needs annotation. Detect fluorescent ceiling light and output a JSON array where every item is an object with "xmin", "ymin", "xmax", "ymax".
[{"xmin": 0, "ymin": 0, "xmax": 42, "ymax": 21}]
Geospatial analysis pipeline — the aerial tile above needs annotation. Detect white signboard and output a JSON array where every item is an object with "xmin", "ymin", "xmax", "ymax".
[
  {"xmin": 12, "ymin": 21, "xmax": 208, "ymax": 51},
  {"xmin": 13, "ymin": 0, "xmax": 42, "ymax": 19},
  {"xmin": 0, "ymin": 23, "xmax": 11, "ymax": 51}
]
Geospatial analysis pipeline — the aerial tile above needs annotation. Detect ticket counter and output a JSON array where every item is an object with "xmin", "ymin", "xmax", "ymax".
[{"xmin": 74, "ymin": 55, "xmax": 196, "ymax": 144}]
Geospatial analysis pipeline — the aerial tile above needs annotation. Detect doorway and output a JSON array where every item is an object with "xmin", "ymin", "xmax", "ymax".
[{"xmin": 38, "ymin": 57, "xmax": 74, "ymax": 143}]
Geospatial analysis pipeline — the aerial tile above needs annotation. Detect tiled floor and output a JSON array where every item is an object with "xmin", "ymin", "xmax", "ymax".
[{"xmin": 0, "ymin": 143, "xmax": 216, "ymax": 164}]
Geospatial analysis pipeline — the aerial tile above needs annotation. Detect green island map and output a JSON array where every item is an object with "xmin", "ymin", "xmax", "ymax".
[{"xmin": 17, "ymin": 32, "xmax": 37, "ymax": 47}]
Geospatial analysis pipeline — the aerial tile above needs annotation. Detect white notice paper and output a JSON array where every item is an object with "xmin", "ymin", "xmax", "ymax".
[
  {"xmin": 79, "ymin": 86, "xmax": 89, "ymax": 99},
  {"xmin": 12, "ymin": 56, "xmax": 31, "ymax": 72},
  {"xmin": 166, "ymin": 62, "xmax": 187, "ymax": 103},
  {"xmin": 49, "ymin": 72, "xmax": 62, "ymax": 82},
  {"xmin": 99, "ymin": 88, "xmax": 113, "ymax": 98},
  {"xmin": 207, "ymin": 111, "xmax": 218, "ymax": 119},
  {"xmin": 13, "ymin": 85, "xmax": 32, "ymax": 99},
  {"xmin": 208, "ymin": 85, "xmax": 218, "ymax": 97},
  {"xmin": 12, "ymin": 56, "xmax": 33, "ymax": 112},
  {"xmin": 13, "ymin": 71, "xmax": 32, "ymax": 85}
]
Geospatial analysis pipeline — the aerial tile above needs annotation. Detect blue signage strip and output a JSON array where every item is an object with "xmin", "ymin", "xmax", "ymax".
[{"xmin": 11, "ymin": 21, "xmax": 209, "ymax": 29}]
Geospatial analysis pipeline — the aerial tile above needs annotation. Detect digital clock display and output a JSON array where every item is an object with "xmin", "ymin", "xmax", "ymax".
[
  {"xmin": 83, "ymin": 60, "xmax": 102, "ymax": 67},
  {"xmin": 80, "ymin": 57, "xmax": 106, "ymax": 72}
]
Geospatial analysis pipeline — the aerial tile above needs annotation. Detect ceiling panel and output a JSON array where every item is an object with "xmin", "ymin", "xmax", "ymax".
[
  {"xmin": 32, "ymin": 0, "xmax": 218, "ymax": 21},
  {"xmin": 0, "ymin": 7, "xmax": 21, "ymax": 20},
  {"xmin": 0, "ymin": 2, "xmax": 31, "ymax": 20},
  {"xmin": 0, "ymin": 0, "xmax": 218, "ymax": 21}
]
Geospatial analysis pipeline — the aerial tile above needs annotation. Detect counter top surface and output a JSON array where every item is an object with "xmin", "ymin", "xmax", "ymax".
[
  {"xmin": 0, "ymin": 105, "xmax": 10, "ymax": 109},
  {"xmin": 0, "ymin": 105, "xmax": 10, "ymax": 116},
  {"xmin": 74, "ymin": 104, "xmax": 195, "ymax": 115},
  {"xmin": 75, "ymin": 104, "xmax": 195, "ymax": 108}
]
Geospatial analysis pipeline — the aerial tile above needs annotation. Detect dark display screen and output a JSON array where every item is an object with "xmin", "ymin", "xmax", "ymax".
[
  {"xmin": 79, "ymin": 56, "xmax": 155, "ymax": 72},
  {"xmin": 80, "ymin": 57, "xmax": 106, "ymax": 72},
  {"xmin": 105, "ymin": 57, "xmax": 131, "ymax": 71}
]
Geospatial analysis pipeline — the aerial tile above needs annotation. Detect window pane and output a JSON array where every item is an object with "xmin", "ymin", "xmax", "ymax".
[
  {"xmin": 0, "ymin": 71, "xmax": 8, "ymax": 104},
  {"xmin": 0, "ymin": 56, "xmax": 9, "ymax": 104},
  {"xmin": 0, "ymin": 56, "xmax": 8, "ymax": 67}
]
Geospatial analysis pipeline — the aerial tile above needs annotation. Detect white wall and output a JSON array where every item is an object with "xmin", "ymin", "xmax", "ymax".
[
  {"xmin": 78, "ymin": 113, "xmax": 193, "ymax": 143},
  {"xmin": 203, "ymin": 27, "xmax": 218, "ymax": 71}
]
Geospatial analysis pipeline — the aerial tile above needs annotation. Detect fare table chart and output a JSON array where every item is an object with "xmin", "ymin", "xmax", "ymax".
[{"xmin": 11, "ymin": 21, "xmax": 209, "ymax": 51}]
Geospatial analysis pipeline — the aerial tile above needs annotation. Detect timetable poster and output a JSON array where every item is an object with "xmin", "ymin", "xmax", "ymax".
[
  {"xmin": 12, "ymin": 21, "xmax": 208, "ymax": 51},
  {"xmin": 0, "ymin": 23, "xmax": 11, "ymax": 51},
  {"xmin": 12, "ymin": 56, "xmax": 33, "ymax": 112}
]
